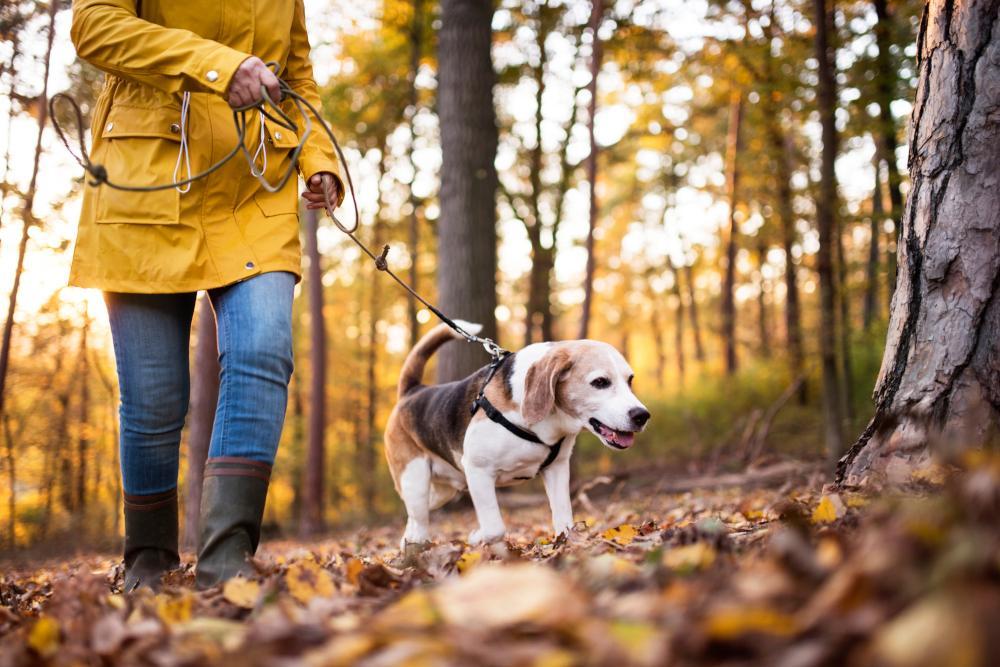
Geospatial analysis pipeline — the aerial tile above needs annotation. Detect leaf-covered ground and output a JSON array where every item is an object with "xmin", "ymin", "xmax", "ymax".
[{"xmin": 2, "ymin": 457, "xmax": 999, "ymax": 667}]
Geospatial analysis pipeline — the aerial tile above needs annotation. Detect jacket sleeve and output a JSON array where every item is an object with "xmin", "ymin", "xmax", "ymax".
[
  {"xmin": 70, "ymin": 0, "xmax": 250, "ymax": 97},
  {"xmin": 283, "ymin": 0, "xmax": 345, "ymax": 205}
]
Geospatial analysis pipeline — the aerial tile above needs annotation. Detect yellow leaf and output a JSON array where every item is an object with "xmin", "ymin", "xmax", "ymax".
[
  {"xmin": 602, "ymin": 524, "xmax": 639, "ymax": 546},
  {"xmin": 27, "ymin": 616, "xmax": 60, "ymax": 657},
  {"xmin": 811, "ymin": 495, "xmax": 844, "ymax": 524},
  {"xmin": 609, "ymin": 619, "xmax": 666, "ymax": 666},
  {"xmin": 373, "ymin": 589, "xmax": 438, "ymax": 632},
  {"xmin": 156, "ymin": 592, "xmax": 193, "ymax": 625},
  {"xmin": 305, "ymin": 633, "xmax": 377, "ymax": 667},
  {"xmin": 531, "ymin": 648, "xmax": 577, "ymax": 667},
  {"xmin": 344, "ymin": 557, "xmax": 364, "ymax": 586},
  {"xmin": 223, "ymin": 577, "xmax": 260, "ymax": 609},
  {"xmin": 705, "ymin": 606, "xmax": 798, "ymax": 639},
  {"xmin": 456, "ymin": 551, "xmax": 482, "ymax": 574},
  {"xmin": 663, "ymin": 543, "xmax": 716, "ymax": 573},
  {"xmin": 286, "ymin": 560, "xmax": 336, "ymax": 604}
]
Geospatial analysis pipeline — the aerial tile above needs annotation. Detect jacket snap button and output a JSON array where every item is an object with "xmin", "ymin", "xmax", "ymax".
[
  {"xmin": 105, "ymin": 122, "xmax": 114, "ymax": 132},
  {"xmin": 206, "ymin": 70, "xmax": 219, "ymax": 82},
  {"xmin": 245, "ymin": 261, "xmax": 255, "ymax": 270},
  {"xmin": 274, "ymin": 131, "xmax": 282, "ymax": 140},
  {"xmin": 170, "ymin": 123, "xmax": 180, "ymax": 133}
]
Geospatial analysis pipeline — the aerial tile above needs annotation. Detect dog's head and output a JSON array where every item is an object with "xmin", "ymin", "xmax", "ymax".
[{"xmin": 520, "ymin": 341, "xmax": 650, "ymax": 450}]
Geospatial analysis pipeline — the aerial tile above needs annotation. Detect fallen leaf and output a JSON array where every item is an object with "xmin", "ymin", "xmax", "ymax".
[
  {"xmin": 433, "ymin": 563, "xmax": 584, "ymax": 630},
  {"xmin": 223, "ymin": 577, "xmax": 261, "ymax": 609},
  {"xmin": 287, "ymin": 560, "xmax": 336, "ymax": 604},
  {"xmin": 602, "ymin": 524, "xmax": 639, "ymax": 546},
  {"xmin": 27, "ymin": 615, "xmax": 60, "ymax": 657},
  {"xmin": 811, "ymin": 494, "xmax": 845, "ymax": 524},
  {"xmin": 704, "ymin": 605, "xmax": 798, "ymax": 639},
  {"xmin": 456, "ymin": 550, "xmax": 482, "ymax": 574},
  {"xmin": 663, "ymin": 543, "xmax": 716, "ymax": 573},
  {"xmin": 156, "ymin": 591, "xmax": 194, "ymax": 625}
]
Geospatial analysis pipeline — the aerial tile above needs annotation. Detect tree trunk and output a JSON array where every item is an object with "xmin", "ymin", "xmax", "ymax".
[
  {"xmin": 406, "ymin": 0, "xmax": 424, "ymax": 349},
  {"xmin": 436, "ymin": 0, "xmax": 499, "ymax": 381},
  {"xmin": 183, "ymin": 295, "xmax": 219, "ymax": 550},
  {"xmin": 863, "ymin": 151, "xmax": 884, "ymax": 330},
  {"xmin": 647, "ymin": 278, "xmax": 667, "ymax": 387},
  {"xmin": 3, "ymin": 414, "xmax": 15, "ymax": 549},
  {"xmin": 75, "ymin": 308, "xmax": 90, "ymax": 513},
  {"xmin": 670, "ymin": 263, "xmax": 686, "ymax": 382},
  {"xmin": 684, "ymin": 261, "xmax": 705, "ymax": 363},
  {"xmin": 301, "ymin": 208, "xmax": 326, "ymax": 535},
  {"xmin": 837, "ymin": 218, "xmax": 854, "ymax": 422},
  {"xmin": 815, "ymin": 0, "xmax": 845, "ymax": 461},
  {"xmin": 873, "ymin": 0, "xmax": 905, "ymax": 306},
  {"xmin": 578, "ymin": 0, "xmax": 604, "ymax": 340},
  {"xmin": 838, "ymin": 0, "xmax": 1000, "ymax": 484},
  {"xmin": 0, "ymin": 0, "xmax": 57, "ymax": 426},
  {"xmin": 721, "ymin": 91, "xmax": 743, "ymax": 375},
  {"xmin": 756, "ymin": 240, "xmax": 770, "ymax": 359}
]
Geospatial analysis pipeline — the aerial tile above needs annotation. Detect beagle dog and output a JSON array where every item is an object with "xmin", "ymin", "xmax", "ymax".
[{"xmin": 384, "ymin": 321, "xmax": 650, "ymax": 547}]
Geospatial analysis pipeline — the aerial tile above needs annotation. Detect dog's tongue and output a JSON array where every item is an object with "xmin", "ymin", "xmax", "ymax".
[{"xmin": 599, "ymin": 424, "xmax": 635, "ymax": 449}]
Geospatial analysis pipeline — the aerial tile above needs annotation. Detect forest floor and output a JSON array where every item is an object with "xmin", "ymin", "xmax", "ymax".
[{"xmin": 2, "ymin": 455, "xmax": 999, "ymax": 667}]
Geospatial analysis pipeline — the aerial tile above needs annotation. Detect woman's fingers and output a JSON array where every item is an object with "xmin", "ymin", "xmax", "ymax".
[{"xmin": 226, "ymin": 57, "xmax": 282, "ymax": 109}]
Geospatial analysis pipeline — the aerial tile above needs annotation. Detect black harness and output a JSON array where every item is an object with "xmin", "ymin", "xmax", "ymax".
[{"xmin": 470, "ymin": 352, "xmax": 565, "ymax": 479}]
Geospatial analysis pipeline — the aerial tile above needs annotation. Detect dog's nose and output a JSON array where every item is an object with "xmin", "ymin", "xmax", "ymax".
[{"xmin": 629, "ymin": 407, "xmax": 650, "ymax": 428}]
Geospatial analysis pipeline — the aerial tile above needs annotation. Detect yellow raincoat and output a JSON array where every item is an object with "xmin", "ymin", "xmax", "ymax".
[{"xmin": 67, "ymin": 0, "xmax": 344, "ymax": 293}]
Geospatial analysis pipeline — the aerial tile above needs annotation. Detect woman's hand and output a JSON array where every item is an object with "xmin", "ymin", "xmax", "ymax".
[
  {"xmin": 302, "ymin": 172, "xmax": 342, "ymax": 211},
  {"xmin": 226, "ymin": 57, "xmax": 281, "ymax": 109}
]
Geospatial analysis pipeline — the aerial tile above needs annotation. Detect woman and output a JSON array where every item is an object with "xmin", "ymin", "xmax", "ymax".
[{"xmin": 68, "ymin": 0, "xmax": 343, "ymax": 590}]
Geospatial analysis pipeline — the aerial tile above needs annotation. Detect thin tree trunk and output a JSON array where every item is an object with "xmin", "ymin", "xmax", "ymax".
[
  {"xmin": 873, "ymin": 0, "xmax": 904, "ymax": 307},
  {"xmin": 839, "ymin": 0, "xmax": 1000, "ymax": 484},
  {"xmin": 647, "ymin": 279, "xmax": 667, "ymax": 387},
  {"xmin": 684, "ymin": 261, "xmax": 705, "ymax": 363},
  {"xmin": 863, "ymin": 151, "xmax": 884, "ymax": 330},
  {"xmin": 436, "ymin": 0, "xmax": 499, "ymax": 381},
  {"xmin": 0, "ymin": 0, "xmax": 57, "ymax": 427},
  {"xmin": 301, "ymin": 208, "xmax": 326, "ymax": 535},
  {"xmin": 406, "ymin": 0, "xmax": 424, "ymax": 348},
  {"xmin": 837, "ymin": 219, "xmax": 854, "ymax": 423},
  {"xmin": 721, "ymin": 92, "xmax": 743, "ymax": 375},
  {"xmin": 814, "ymin": 0, "xmax": 845, "ymax": 462},
  {"xmin": 756, "ymin": 240, "xmax": 770, "ymax": 359},
  {"xmin": 3, "ymin": 414, "xmax": 15, "ymax": 549},
  {"xmin": 578, "ymin": 0, "xmax": 604, "ymax": 340},
  {"xmin": 74, "ymin": 307, "xmax": 91, "ymax": 514},
  {"xmin": 183, "ymin": 295, "xmax": 219, "ymax": 550},
  {"xmin": 669, "ymin": 263, "xmax": 686, "ymax": 382}
]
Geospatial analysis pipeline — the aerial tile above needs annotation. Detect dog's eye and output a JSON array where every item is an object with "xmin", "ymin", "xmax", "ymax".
[{"xmin": 590, "ymin": 377, "xmax": 611, "ymax": 389}]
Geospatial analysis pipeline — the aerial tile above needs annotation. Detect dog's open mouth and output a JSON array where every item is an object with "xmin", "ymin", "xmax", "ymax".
[{"xmin": 589, "ymin": 418, "xmax": 637, "ymax": 450}]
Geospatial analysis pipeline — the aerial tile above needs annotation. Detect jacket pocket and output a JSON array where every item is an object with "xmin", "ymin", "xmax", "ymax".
[
  {"xmin": 94, "ymin": 105, "xmax": 183, "ymax": 225},
  {"xmin": 252, "ymin": 117, "xmax": 300, "ymax": 218}
]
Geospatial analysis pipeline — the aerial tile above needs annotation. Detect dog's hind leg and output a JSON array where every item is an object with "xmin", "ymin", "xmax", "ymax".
[
  {"xmin": 429, "ymin": 482, "xmax": 459, "ymax": 510},
  {"xmin": 399, "ymin": 457, "xmax": 432, "ymax": 547}
]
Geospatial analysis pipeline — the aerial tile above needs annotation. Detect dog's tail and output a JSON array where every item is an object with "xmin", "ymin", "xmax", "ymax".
[{"xmin": 397, "ymin": 320, "xmax": 483, "ymax": 398}]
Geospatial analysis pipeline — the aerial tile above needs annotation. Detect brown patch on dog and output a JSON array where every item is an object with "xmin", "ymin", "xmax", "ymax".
[
  {"xmin": 552, "ymin": 341, "xmax": 618, "ymax": 420},
  {"xmin": 384, "ymin": 408, "xmax": 427, "ymax": 493},
  {"xmin": 521, "ymin": 347, "xmax": 574, "ymax": 424}
]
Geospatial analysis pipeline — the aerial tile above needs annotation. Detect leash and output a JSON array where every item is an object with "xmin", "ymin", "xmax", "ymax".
[{"xmin": 49, "ymin": 61, "xmax": 506, "ymax": 361}]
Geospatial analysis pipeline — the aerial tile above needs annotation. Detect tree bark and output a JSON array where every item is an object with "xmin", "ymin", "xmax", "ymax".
[
  {"xmin": 436, "ymin": 0, "xmax": 499, "ymax": 381},
  {"xmin": 839, "ymin": 0, "xmax": 1000, "ymax": 484},
  {"xmin": 183, "ymin": 295, "xmax": 219, "ymax": 549},
  {"xmin": 721, "ymin": 91, "xmax": 743, "ymax": 375},
  {"xmin": 0, "ymin": 0, "xmax": 57, "ymax": 427},
  {"xmin": 863, "ymin": 151, "xmax": 884, "ymax": 330},
  {"xmin": 3, "ymin": 414, "xmax": 15, "ymax": 549},
  {"xmin": 301, "ymin": 208, "xmax": 326, "ymax": 534},
  {"xmin": 815, "ymin": 0, "xmax": 846, "ymax": 461},
  {"xmin": 578, "ymin": 0, "xmax": 604, "ymax": 340},
  {"xmin": 524, "ymin": 10, "xmax": 550, "ymax": 346},
  {"xmin": 756, "ymin": 240, "xmax": 770, "ymax": 359}
]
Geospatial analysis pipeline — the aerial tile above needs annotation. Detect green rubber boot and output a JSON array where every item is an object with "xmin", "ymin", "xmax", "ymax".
[
  {"xmin": 194, "ymin": 457, "xmax": 271, "ymax": 589},
  {"xmin": 122, "ymin": 488, "xmax": 180, "ymax": 592}
]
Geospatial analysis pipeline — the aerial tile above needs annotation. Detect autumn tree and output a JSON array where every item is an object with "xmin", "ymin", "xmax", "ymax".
[{"xmin": 839, "ymin": 0, "xmax": 1000, "ymax": 483}]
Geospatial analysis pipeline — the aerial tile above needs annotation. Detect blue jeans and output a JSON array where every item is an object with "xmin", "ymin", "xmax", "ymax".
[{"xmin": 104, "ymin": 271, "xmax": 295, "ymax": 496}]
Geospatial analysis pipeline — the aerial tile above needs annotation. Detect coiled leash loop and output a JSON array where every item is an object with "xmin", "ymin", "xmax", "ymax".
[{"xmin": 49, "ymin": 61, "xmax": 506, "ymax": 359}]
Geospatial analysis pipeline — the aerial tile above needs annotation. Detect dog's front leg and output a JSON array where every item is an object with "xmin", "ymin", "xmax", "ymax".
[
  {"xmin": 541, "ymin": 452, "xmax": 574, "ymax": 537},
  {"xmin": 463, "ymin": 462, "xmax": 507, "ymax": 545}
]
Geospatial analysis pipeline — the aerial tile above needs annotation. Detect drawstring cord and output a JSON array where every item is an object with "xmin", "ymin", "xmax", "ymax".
[
  {"xmin": 249, "ymin": 110, "xmax": 267, "ymax": 178},
  {"xmin": 49, "ymin": 61, "xmax": 508, "ymax": 361},
  {"xmin": 172, "ymin": 91, "xmax": 192, "ymax": 193}
]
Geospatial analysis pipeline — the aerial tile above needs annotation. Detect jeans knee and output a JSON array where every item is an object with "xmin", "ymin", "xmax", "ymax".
[
  {"xmin": 120, "ymin": 389, "xmax": 189, "ymax": 439},
  {"xmin": 225, "ymin": 327, "xmax": 293, "ymax": 385}
]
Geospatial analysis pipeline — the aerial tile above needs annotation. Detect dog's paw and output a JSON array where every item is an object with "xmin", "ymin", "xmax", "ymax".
[{"xmin": 468, "ymin": 526, "xmax": 505, "ymax": 546}]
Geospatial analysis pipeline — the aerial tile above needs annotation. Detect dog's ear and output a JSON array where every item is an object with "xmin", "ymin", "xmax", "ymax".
[{"xmin": 521, "ymin": 348, "xmax": 572, "ymax": 424}]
